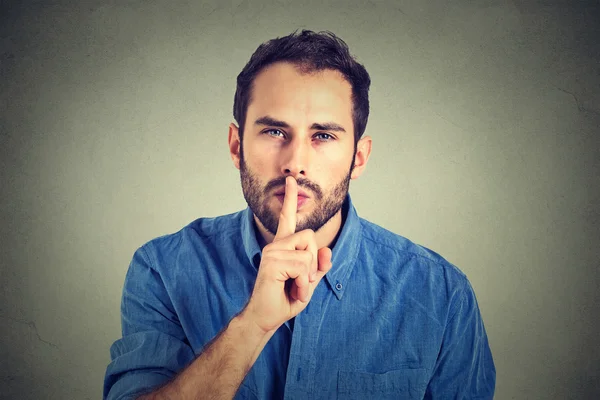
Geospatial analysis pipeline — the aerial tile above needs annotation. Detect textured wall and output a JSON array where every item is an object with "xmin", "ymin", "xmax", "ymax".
[{"xmin": 1, "ymin": 0, "xmax": 598, "ymax": 399}]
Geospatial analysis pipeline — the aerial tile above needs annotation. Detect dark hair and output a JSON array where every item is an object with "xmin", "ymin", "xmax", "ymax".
[{"xmin": 233, "ymin": 30, "xmax": 371, "ymax": 145}]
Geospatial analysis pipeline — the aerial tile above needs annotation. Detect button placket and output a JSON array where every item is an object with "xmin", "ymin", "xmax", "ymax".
[{"xmin": 304, "ymin": 282, "xmax": 328, "ymax": 396}]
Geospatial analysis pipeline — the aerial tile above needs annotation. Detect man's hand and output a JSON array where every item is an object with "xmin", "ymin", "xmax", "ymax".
[
  {"xmin": 133, "ymin": 177, "xmax": 333, "ymax": 400},
  {"xmin": 243, "ymin": 176, "xmax": 333, "ymax": 333}
]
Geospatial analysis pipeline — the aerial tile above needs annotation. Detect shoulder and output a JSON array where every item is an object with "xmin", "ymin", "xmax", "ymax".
[
  {"xmin": 135, "ymin": 210, "xmax": 244, "ymax": 269},
  {"xmin": 358, "ymin": 217, "xmax": 468, "ymax": 288}
]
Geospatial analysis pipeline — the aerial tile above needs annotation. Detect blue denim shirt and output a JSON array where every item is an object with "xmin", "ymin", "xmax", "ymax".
[{"xmin": 104, "ymin": 195, "xmax": 495, "ymax": 399}]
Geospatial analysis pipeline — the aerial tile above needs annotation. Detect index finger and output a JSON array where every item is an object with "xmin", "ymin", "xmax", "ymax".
[{"xmin": 274, "ymin": 176, "xmax": 297, "ymax": 240}]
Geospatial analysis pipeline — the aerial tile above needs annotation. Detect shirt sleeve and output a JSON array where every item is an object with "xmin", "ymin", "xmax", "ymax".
[
  {"xmin": 103, "ymin": 246, "xmax": 196, "ymax": 400},
  {"xmin": 424, "ymin": 279, "xmax": 496, "ymax": 399}
]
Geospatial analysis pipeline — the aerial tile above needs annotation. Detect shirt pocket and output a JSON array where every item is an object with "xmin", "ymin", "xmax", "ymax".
[{"xmin": 337, "ymin": 368, "xmax": 428, "ymax": 400}]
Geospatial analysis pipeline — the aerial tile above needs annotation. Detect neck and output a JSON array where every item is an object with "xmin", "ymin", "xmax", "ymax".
[{"xmin": 254, "ymin": 209, "xmax": 344, "ymax": 250}]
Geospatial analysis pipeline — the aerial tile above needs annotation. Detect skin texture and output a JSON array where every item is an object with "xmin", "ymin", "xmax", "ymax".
[
  {"xmin": 239, "ymin": 155, "xmax": 352, "ymax": 239},
  {"xmin": 229, "ymin": 61, "xmax": 372, "ymax": 250},
  {"xmin": 138, "ymin": 61, "xmax": 372, "ymax": 399}
]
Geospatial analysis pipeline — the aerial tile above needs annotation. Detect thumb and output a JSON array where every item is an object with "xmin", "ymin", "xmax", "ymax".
[{"xmin": 317, "ymin": 247, "xmax": 333, "ymax": 274}]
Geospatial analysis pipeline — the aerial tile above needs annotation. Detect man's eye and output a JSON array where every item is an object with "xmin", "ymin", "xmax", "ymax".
[
  {"xmin": 264, "ymin": 129, "xmax": 285, "ymax": 137},
  {"xmin": 314, "ymin": 133, "xmax": 334, "ymax": 141}
]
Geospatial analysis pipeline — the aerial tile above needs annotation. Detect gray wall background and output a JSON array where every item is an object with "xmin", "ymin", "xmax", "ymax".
[{"xmin": 1, "ymin": 0, "xmax": 599, "ymax": 399}]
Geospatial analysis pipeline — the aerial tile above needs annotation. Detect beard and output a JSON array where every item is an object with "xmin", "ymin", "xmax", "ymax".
[{"xmin": 239, "ymin": 150, "xmax": 355, "ymax": 235}]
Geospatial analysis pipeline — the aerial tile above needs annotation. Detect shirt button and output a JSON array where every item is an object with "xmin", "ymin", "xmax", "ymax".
[{"xmin": 335, "ymin": 282, "xmax": 343, "ymax": 291}]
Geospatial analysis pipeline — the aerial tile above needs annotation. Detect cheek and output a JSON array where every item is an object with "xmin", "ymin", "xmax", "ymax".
[
  {"xmin": 316, "ymin": 145, "xmax": 353, "ymax": 174},
  {"xmin": 315, "ymin": 159, "xmax": 351, "ymax": 193},
  {"xmin": 245, "ymin": 142, "xmax": 276, "ymax": 173}
]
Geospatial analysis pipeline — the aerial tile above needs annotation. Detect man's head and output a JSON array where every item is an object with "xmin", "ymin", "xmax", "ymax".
[
  {"xmin": 228, "ymin": 30, "xmax": 372, "ymax": 236},
  {"xmin": 233, "ymin": 30, "xmax": 371, "ymax": 146}
]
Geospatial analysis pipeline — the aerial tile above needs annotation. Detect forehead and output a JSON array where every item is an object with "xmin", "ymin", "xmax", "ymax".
[{"xmin": 247, "ymin": 62, "xmax": 353, "ymax": 131}]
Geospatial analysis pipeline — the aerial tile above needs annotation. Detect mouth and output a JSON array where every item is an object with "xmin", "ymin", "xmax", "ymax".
[
  {"xmin": 273, "ymin": 187, "xmax": 311, "ymax": 198},
  {"xmin": 275, "ymin": 194, "xmax": 310, "ymax": 209}
]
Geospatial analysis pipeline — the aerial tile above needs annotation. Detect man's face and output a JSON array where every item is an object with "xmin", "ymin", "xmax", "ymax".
[{"xmin": 238, "ymin": 62, "xmax": 356, "ymax": 235}]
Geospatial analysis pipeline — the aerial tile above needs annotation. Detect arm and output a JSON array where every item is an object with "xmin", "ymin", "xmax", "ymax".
[
  {"xmin": 139, "ymin": 176, "xmax": 332, "ymax": 399},
  {"xmin": 424, "ymin": 279, "xmax": 496, "ymax": 399},
  {"xmin": 105, "ymin": 176, "xmax": 332, "ymax": 400},
  {"xmin": 138, "ymin": 310, "xmax": 274, "ymax": 400}
]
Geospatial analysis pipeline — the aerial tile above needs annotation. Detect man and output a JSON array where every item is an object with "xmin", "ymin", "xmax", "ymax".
[{"xmin": 104, "ymin": 30, "xmax": 495, "ymax": 399}]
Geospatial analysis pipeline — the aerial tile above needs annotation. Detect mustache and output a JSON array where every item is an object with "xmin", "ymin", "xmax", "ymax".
[{"xmin": 264, "ymin": 176, "xmax": 323, "ymax": 200}]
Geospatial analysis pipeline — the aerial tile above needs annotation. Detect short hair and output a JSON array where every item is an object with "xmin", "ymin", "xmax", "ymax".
[{"xmin": 233, "ymin": 29, "xmax": 371, "ymax": 145}]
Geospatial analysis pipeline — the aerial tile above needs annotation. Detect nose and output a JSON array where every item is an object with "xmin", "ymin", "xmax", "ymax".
[{"xmin": 280, "ymin": 136, "xmax": 310, "ymax": 178}]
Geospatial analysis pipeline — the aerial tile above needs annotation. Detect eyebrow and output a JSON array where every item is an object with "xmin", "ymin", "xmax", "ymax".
[{"xmin": 254, "ymin": 116, "xmax": 347, "ymax": 133}]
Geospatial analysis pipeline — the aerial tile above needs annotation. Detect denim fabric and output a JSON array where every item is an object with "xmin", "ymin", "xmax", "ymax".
[{"xmin": 104, "ymin": 195, "xmax": 495, "ymax": 399}]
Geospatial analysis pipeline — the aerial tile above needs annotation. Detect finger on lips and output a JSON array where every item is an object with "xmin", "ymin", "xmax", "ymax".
[
  {"xmin": 270, "ymin": 175, "xmax": 330, "ymax": 302},
  {"xmin": 274, "ymin": 176, "xmax": 298, "ymax": 241}
]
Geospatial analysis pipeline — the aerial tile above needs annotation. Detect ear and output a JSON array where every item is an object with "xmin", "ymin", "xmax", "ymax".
[
  {"xmin": 228, "ymin": 122, "xmax": 241, "ymax": 170},
  {"xmin": 350, "ymin": 135, "xmax": 372, "ymax": 180}
]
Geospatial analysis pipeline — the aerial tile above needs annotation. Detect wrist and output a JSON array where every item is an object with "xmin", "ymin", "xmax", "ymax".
[
  {"xmin": 235, "ymin": 308, "xmax": 279, "ymax": 339},
  {"xmin": 232, "ymin": 309, "xmax": 278, "ymax": 367}
]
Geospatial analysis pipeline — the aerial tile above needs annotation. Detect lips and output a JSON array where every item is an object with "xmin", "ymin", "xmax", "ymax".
[
  {"xmin": 275, "ymin": 194, "xmax": 309, "ymax": 208},
  {"xmin": 273, "ymin": 187, "xmax": 310, "ymax": 198},
  {"xmin": 273, "ymin": 184, "xmax": 310, "ymax": 208}
]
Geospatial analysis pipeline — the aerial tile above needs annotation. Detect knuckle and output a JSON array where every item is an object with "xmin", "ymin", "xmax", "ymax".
[
  {"xmin": 302, "ymin": 251, "xmax": 313, "ymax": 267},
  {"xmin": 261, "ymin": 251, "xmax": 273, "ymax": 262},
  {"xmin": 307, "ymin": 250, "xmax": 315, "ymax": 262},
  {"xmin": 293, "ymin": 258, "xmax": 305, "ymax": 270}
]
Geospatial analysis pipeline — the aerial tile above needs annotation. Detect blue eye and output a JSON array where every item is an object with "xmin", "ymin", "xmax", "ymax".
[
  {"xmin": 314, "ymin": 133, "xmax": 334, "ymax": 141},
  {"xmin": 264, "ymin": 129, "xmax": 285, "ymax": 138},
  {"xmin": 262, "ymin": 129, "xmax": 334, "ymax": 141}
]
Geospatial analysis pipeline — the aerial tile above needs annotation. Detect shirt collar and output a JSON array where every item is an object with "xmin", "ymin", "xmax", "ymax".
[{"xmin": 240, "ymin": 194, "xmax": 362, "ymax": 300}]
